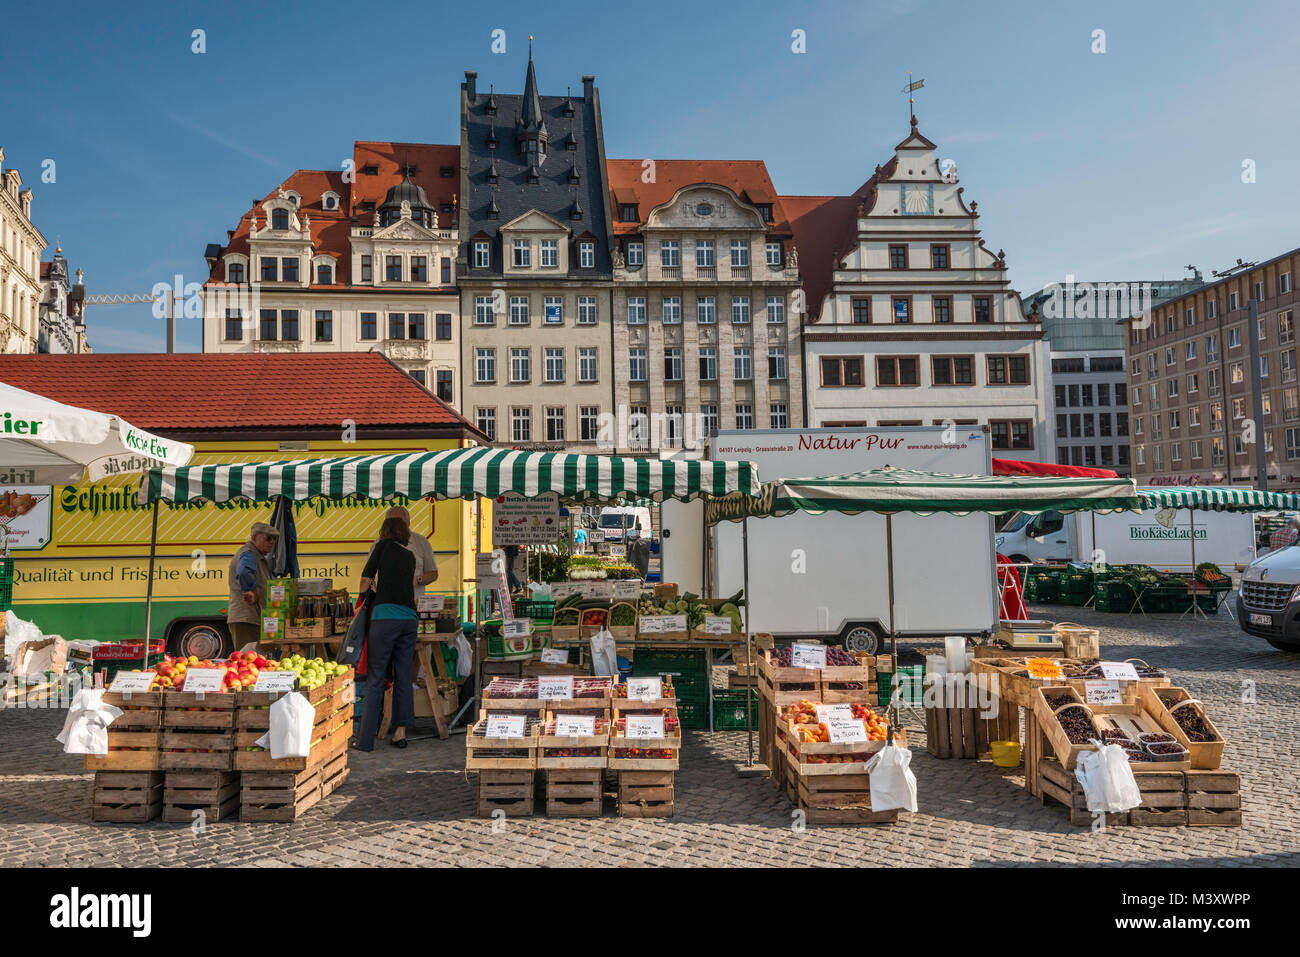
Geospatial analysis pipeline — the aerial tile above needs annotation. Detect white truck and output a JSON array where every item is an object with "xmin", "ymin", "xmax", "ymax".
[
  {"xmin": 995, "ymin": 507, "xmax": 1255, "ymax": 572},
  {"xmin": 660, "ymin": 426, "xmax": 999, "ymax": 654}
]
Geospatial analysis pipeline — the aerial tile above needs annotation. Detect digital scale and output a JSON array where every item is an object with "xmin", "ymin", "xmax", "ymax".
[{"xmin": 994, "ymin": 619, "xmax": 1063, "ymax": 651}]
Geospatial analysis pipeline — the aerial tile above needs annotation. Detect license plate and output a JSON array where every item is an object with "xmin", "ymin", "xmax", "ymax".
[{"xmin": 1249, "ymin": 613, "xmax": 1273, "ymax": 626}]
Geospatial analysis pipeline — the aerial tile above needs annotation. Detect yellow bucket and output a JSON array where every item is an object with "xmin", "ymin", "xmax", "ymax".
[{"xmin": 991, "ymin": 740, "xmax": 1022, "ymax": 767}]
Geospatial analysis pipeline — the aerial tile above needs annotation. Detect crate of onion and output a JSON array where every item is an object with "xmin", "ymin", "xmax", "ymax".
[{"xmin": 607, "ymin": 709, "xmax": 681, "ymax": 770}]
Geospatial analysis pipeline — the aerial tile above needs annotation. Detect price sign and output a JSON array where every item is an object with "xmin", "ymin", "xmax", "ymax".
[
  {"xmin": 814, "ymin": 703, "xmax": 855, "ymax": 724},
  {"xmin": 791, "ymin": 643, "xmax": 828, "ymax": 669},
  {"xmin": 269, "ymin": 584, "xmax": 287, "ymax": 603},
  {"xmin": 555, "ymin": 715, "xmax": 595, "ymax": 737},
  {"xmin": 540, "ymin": 647, "xmax": 570, "ymax": 664},
  {"xmin": 109, "ymin": 671, "xmax": 156, "ymax": 694},
  {"xmin": 1084, "ymin": 680, "xmax": 1123, "ymax": 705},
  {"xmin": 502, "ymin": 618, "xmax": 532, "ymax": 639},
  {"xmin": 703, "ymin": 616, "xmax": 733, "ymax": 635},
  {"xmin": 486, "ymin": 714, "xmax": 527, "ymax": 738},
  {"xmin": 589, "ymin": 528, "xmax": 604, "ymax": 543},
  {"xmin": 662, "ymin": 615, "xmax": 687, "ymax": 633},
  {"xmin": 183, "ymin": 668, "xmax": 225, "ymax": 693},
  {"xmin": 608, "ymin": 544, "xmax": 627, "ymax": 560},
  {"xmin": 1099, "ymin": 661, "xmax": 1140, "ymax": 682},
  {"xmin": 626, "ymin": 677, "xmax": 662, "ymax": 701},
  {"xmin": 827, "ymin": 717, "xmax": 869, "ymax": 744},
  {"xmin": 417, "ymin": 596, "xmax": 445, "ymax": 614},
  {"xmin": 638, "ymin": 616, "xmax": 664, "ymax": 634},
  {"xmin": 551, "ymin": 583, "xmax": 575, "ymax": 600},
  {"xmin": 538, "ymin": 676, "xmax": 574, "ymax": 701},
  {"xmin": 613, "ymin": 580, "xmax": 642, "ymax": 601},
  {"xmin": 586, "ymin": 581, "xmax": 615, "ymax": 601},
  {"xmin": 625, "ymin": 714, "xmax": 665, "ymax": 739},
  {"xmin": 262, "ymin": 616, "xmax": 282, "ymax": 636},
  {"xmin": 253, "ymin": 670, "xmax": 299, "ymax": 693}
]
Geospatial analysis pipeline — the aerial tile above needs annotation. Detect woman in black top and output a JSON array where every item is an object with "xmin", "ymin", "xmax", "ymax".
[{"xmin": 354, "ymin": 516, "xmax": 419, "ymax": 750}]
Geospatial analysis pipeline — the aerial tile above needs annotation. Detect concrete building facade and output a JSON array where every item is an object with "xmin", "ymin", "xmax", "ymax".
[{"xmin": 0, "ymin": 148, "xmax": 47, "ymax": 355}]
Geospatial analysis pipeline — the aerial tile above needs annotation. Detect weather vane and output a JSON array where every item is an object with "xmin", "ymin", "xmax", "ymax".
[{"xmin": 901, "ymin": 72, "xmax": 924, "ymax": 122}]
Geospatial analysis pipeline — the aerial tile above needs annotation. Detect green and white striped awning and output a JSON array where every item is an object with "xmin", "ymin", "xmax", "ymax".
[
  {"xmin": 1138, "ymin": 485, "xmax": 1300, "ymax": 512},
  {"xmin": 729, "ymin": 467, "xmax": 1142, "ymax": 519},
  {"xmin": 140, "ymin": 449, "xmax": 761, "ymax": 506}
]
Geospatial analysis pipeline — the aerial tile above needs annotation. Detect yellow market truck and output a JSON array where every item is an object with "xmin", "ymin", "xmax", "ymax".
[{"xmin": 0, "ymin": 353, "xmax": 490, "ymax": 657}]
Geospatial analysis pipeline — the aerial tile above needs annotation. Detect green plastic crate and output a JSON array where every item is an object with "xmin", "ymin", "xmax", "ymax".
[
  {"xmin": 712, "ymin": 688, "xmax": 759, "ymax": 730},
  {"xmin": 890, "ymin": 664, "xmax": 925, "ymax": 706},
  {"xmin": 632, "ymin": 648, "xmax": 710, "ymax": 729}
]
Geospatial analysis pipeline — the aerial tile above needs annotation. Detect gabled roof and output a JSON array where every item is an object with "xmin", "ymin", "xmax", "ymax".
[
  {"xmin": 894, "ymin": 115, "xmax": 938, "ymax": 151},
  {"xmin": 0, "ymin": 353, "xmax": 484, "ymax": 440},
  {"xmin": 605, "ymin": 159, "xmax": 792, "ymax": 236}
]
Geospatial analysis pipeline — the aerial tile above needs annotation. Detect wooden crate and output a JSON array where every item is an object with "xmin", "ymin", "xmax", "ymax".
[
  {"xmin": 616, "ymin": 769, "xmax": 674, "ymax": 818},
  {"xmin": 1141, "ymin": 685, "xmax": 1226, "ymax": 770},
  {"xmin": 234, "ymin": 672, "xmax": 354, "ymax": 731},
  {"xmin": 91, "ymin": 771, "xmax": 164, "ymax": 823},
  {"xmin": 1185, "ymin": 770, "xmax": 1242, "ymax": 827},
  {"xmin": 466, "ymin": 717, "xmax": 539, "ymax": 770},
  {"xmin": 1031, "ymin": 686, "xmax": 1101, "ymax": 771},
  {"xmin": 239, "ymin": 751, "xmax": 349, "ymax": 822},
  {"xmin": 608, "ymin": 710, "xmax": 681, "ymax": 770},
  {"xmin": 85, "ymin": 691, "xmax": 165, "ymax": 772},
  {"xmin": 233, "ymin": 677, "xmax": 354, "ymax": 772},
  {"xmin": 820, "ymin": 662, "xmax": 875, "ymax": 703},
  {"xmin": 162, "ymin": 689, "xmax": 238, "ymax": 770},
  {"xmin": 1038, "ymin": 758, "xmax": 1187, "ymax": 827},
  {"xmin": 285, "ymin": 621, "xmax": 331, "ymax": 640},
  {"xmin": 482, "ymin": 658, "xmax": 525, "ymax": 678},
  {"xmin": 756, "ymin": 653, "xmax": 820, "ymax": 707},
  {"xmin": 477, "ymin": 768, "xmax": 535, "ymax": 817},
  {"xmin": 925, "ymin": 674, "xmax": 987, "ymax": 759},
  {"xmin": 778, "ymin": 724, "xmax": 903, "ymax": 777},
  {"xmin": 162, "ymin": 769, "xmax": 240, "ymax": 823},
  {"xmin": 543, "ymin": 768, "xmax": 604, "ymax": 817},
  {"xmin": 537, "ymin": 710, "xmax": 609, "ymax": 769}
]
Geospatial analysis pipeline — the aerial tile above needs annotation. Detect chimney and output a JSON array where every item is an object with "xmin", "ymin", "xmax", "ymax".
[
  {"xmin": 464, "ymin": 71, "xmax": 478, "ymax": 99},
  {"xmin": 582, "ymin": 74, "xmax": 595, "ymax": 101}
]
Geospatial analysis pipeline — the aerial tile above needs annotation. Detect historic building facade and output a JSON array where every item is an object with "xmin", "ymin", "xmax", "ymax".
[
  {"xmin": 787, "ymin": 118, "xmax": 1051, "ymax": 461},
  {"xmin": 606, "ymin": 161, "xmax": 804, "ymax": 451},
  {"xmin": 1123, "ymin": 247, "xmax": 1300, "ymax": 488},
  {"xmin": 37, "ymin": 248, "xmax": 90, "ymax": 354},
  {"xmin": 1, "ymin": 148, "xmax": 48, "ymax": 355},
  {"xmin": 202, "ymin": 142, "xmax": 461, "ymax": 404}
]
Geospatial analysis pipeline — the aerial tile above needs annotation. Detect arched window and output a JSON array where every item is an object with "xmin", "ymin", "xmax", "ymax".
[
  {"xmin": 316, "ymin": 263, "xmax": 333, "ymax": 284},
  {"xmin": 272, "ymin": 208, "xmax": 289, "ymax": 230}
]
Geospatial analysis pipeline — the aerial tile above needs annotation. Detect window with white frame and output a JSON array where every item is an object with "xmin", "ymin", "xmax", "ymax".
[
  {"xmin": 1166, "ymin": 347, "xmax": 1176, "ymax": 366},
  {"xmin": 476, "ymin": 408, "xmax": 496, "ymax": 441},
  {"xmin": 730, "ymin": 240, "xmax": 749, "ymax": 267},
  {"xmin": 510, "ymin": 296, "xmax": 530, "ymax": 325},
  {"xmin": 767, "ymin": 296, "xmax": 786, "ymax": 324},
  {"xmin": 1284, "ymin": 348, "xmax": 1296, "ymax": 382},
  {"xmin": 544, "ymin": 347, "xmax": 565, "ymax": 383},
  {"xmin": 662, "ymin": 297, "xmax": 681, "ymax": 324},
  {"xmin": 475, "ymin": 348, "xmax": 496, "ymax": 383},
  {"xmin": 768, "ymin": 347, "xmax": 787, "ymax": 380},
  {"xmin": 1229, "ymin": 326, "xmax": 1241, "ymax": 348},
  {"xmin": 765, "ymin": 241, "xmax": 782, "ymax": 267},
  {"xmin": 1168, "ymin": 378, "xmax": 1179, "ymax": 397},
  {"xmin": 1187, "ymin": 373, "xmax": 1199, "ymax": 393},
  {"xmin": 664, "ymin": 348, "xmax": 683, "ymax": 381},
  {"xmin": 736, "ymin": 404, "xmax": 754, "ymax": 430},
  {"xmin": 1169, "ymin": 410, "xmax": 1181, "ymax": 431},
  {"xmin": 1281, "ymin": 312, "xmax": 1295, "ymax": 344},
  {"xmin": 1262, "ymin": 356, "xmax": 1271, "ymax": 378},
  {"xmin": 1190, "ymin": 439, "xmax": 1202, "ymax": 459},
  {"xmin": 1288, "ymin": 428, "xmax": 1300, "ymax": 460},
  {"xmin": 696, "ymin": 240, "xmax": 715, "ymax": 268},
  {"xmin": 545, "ymin": 407, "xmax": 566, "ymax": 442},
  {"xmin": 473, "ymin": 241, "xmax": 490, "ymax": 268},
  {"xmin": 734, "ymin": 347, "xmax": 752, "ymax": 380},
  {"xmin": 664, "ymin": 405, "xmax": 683, "ymax": 446},
  {"xmin": 731, "ymin": 296, "xmax": 751, "ymax": 323},
  {"xmin": 1230, "ymin": 361, "xmax": 1244, "ymax": 385},
  {"xmin": 577, "ymin": 296, "xmax": 597, "ymax": 325},
  {"xmin": 540, "ymin": 239, "xmax": 558, "ymax": 268},
  {"xmin": 1230, "ymin": 290, "xmax": 1240, "ymax": 310},
  {"xmin": 629, "ymin": 348, "xmax": 647, "ymax": 381},
  {"xmin": 475, "ymin": 295, "xmax": 495, "ymax": 324},
  {"xmin": 770, "ymin": 403, "xmax": 788, "ymax": 429},
  {"xmin": 627, "ymin": 297, "xmax": 646, "ymax": 324},
  {"xmin": 626, "ymin": 242, "xmax": 643, "ymax": 267},
  {"xmin": 579, "ymin": 241, "xmax": 595, "ymax": 269},
  {"xmin": 510, "ymin": 348, "xmax": 531, "ymax": 383},
  {"xmin": 660, "ymin": 241, "xmax": 679, "ymax": 268},
  {"xmin": 1186, "ymin": 341, "xmax": 1196, "ymax": 360},
  {"xmin": 1171, "ymin": 442, "xmax": 1182, "ymax": 462},
  {"xmin": 1190, "ymin": 406, "xmax": 1201, "ymax": 427},
  {"xmin": 579, "ymin": 407, "xmax": 600, "ymax": 442},
  {"xmin": 543, "ymin": 295, "xmax": 564, "ymax": 324},
  {"xmin": 512, "ymin": 240, "xmax": 531, "ymax": 268},
  {"xmin": 578, "ymin": 347, "xmax": 598, "ymax": 382},
  {"xmin": 511, "ymin": 407, "xmax": 531, "ymax": 443},
  {"xmin": 700, "ymin": 404, "xmax": 719, "ymax": 438},
  {"xmin": 697, "ymin": 297, "xmax": 715, "ymax": 324},
  {"xmin": 699, "ymin": 348, "xmax": 717, "ymax": 381},
  {"xmin": 629, "ymin": 405, "xmax": 649, "ymax": 447},
  {"xmin": 1206, "ymin": 334, "xmax": 1219, "ymax": 361}
]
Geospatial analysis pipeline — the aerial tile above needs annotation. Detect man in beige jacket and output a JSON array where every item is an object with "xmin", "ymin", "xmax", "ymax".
[{"xmin": 226, "ymin": 522, "xmax": 278, "ymax": 650}]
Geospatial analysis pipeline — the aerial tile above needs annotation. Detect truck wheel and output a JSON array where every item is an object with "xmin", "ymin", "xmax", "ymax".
[
  {"xmin": 1265, "ymin": 638, "xmax": 1300, "ymax": 652},
  {"xmin": 171, "ymin": 621, "xmax": 231, "ymax": 660},
  {"xmin": 840, "ymin": 625, "xmax": 880, "ymax": 656}
]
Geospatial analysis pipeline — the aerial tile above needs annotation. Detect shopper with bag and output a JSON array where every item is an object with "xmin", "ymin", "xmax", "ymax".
[{"xmin": 353, "ymin": 517, "xmax": 419, "ymax": 751}]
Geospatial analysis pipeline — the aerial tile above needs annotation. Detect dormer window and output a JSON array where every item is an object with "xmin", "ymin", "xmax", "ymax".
[
  {"xmin": 568, "ymin": 167, "xmax": 581, "ymax": 185},
  {"xmin": 486, "ymin": 160, "xmax": 499, "ymax": 185},
  {"xmin": 227, "ymin": 262, "xmax": 245, "ymax": 284},
  {"xmin": 473, "ymin": 241, "xmax": 491, "ymax": 269},
  {"xmin": 323, "ymin": 195, "xmax": 337, "ymax": 210},
  {"xmin": 527, "ymin": 166, "xmax": 540, "ymax": 185},
  {"xmin": 316, "ymin": 264, "xmax": 333, "ymax": 284},
  {"xmin": 618, "ymin": 204, "xmax": 639, "ymax": 222},
  {"xmin": 756, "ymin": 204, "xmax": 773, "ymax": 223},
  {"xmin": 272, "ymin": 208, "xmax": 290, "ymax": 230},
  {"xmin": 512, "ymin": 240, "xmax": 531, "ymax": 268},
  {"xmin": 486, "ymin": 129, "xmax": 498, "ymax": 150},
  {"xmin": 440, "ymin": 166, "xmax": 454, "ymax": 178},
  {"xmin": 362, "ymin": 165, "xmax": 378, "ymax": 176}
]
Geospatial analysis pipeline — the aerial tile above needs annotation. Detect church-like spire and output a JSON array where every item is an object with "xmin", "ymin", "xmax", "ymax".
[{"xmin": 520, "ymin": 36, "xmax": 544, "ymax": 133}]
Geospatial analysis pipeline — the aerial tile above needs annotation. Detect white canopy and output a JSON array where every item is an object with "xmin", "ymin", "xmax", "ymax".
[{"xmin": 0, "ymin": 381, "xmax": 194, "ymax": 485}]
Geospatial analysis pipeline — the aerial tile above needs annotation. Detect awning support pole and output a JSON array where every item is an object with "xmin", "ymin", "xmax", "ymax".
[
  {"xmin": 743, "ymin": 514, "xmax": 753, "ymax": 767},
  {"xmin": 886, "ymin": 512, "xmax": 898, "ymax": 725},
  {"xmin": 143, "ymin": 499, "xmax": 160, "ymax": 652}
]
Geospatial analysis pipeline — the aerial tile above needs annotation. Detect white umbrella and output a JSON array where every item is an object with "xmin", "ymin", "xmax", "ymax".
[{"xmin": 0, "ymin": 381, "xmax": 194, "ymax": 485}]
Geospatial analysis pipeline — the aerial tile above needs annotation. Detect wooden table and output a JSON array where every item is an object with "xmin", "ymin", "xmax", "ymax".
[{"xmin": 378, "ymin": 634, "xmax": 455, "ymax": 740}]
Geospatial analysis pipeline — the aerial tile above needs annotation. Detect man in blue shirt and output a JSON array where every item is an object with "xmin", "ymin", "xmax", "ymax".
[{"xmin": 226, "ymin": 522, "xmax": 278, "ymax": 651}]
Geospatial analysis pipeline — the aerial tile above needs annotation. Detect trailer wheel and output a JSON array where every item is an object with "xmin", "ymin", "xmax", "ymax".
[
  {"xmin": 170, "ymin": 621, "xmax": 231, "ymax": 660},
  {"xmin": 840, "ymin": 625, "xmax": 881, "ymax": 656}
]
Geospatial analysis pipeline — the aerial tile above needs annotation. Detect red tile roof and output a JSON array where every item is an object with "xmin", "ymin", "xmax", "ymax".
[
  {"xmin": 39, "ymin": 262, "xmax": 52, "ymax": 280},
  {"xmin": 206, "ymin": 142, "xmax": 459, "ymax": 288},
  {"xmin": 605, "ymin": 159, "xmax": 792, "ymax": 236},
  {"xmin": 0, "ymin": 353, "xmax": 483, "ymax": 439}
]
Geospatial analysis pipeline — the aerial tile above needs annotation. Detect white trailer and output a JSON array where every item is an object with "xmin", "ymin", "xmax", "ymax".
[
  {"xmin": 661, "ymin": 426, "xmax": 999, "ymax": 653},
  {"xmin": 995, "ymin": 507, "xmax": 1256, "ymax": 572}
]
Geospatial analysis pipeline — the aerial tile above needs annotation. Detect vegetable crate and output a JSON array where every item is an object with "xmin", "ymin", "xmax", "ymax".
[
  {"xmin": 162, "ymin": 770, "xmax": 241, "ymax": 824},
  {"xmin": 477, "ymin": 768, "xmax": 535, "ymax": 818},
  {"xmin": 537, "ymin": 712, "xmax": 610, "ymax": 770},
  {"xmin": 234, "ymin": 671, "xmax": 355, "ymax": 772},
  {"xmin": 542, "ymin": 769, "xmax": 605, "ymax": 817},
  {"xmin": 91, "ymin": 771, "xmax": 163, "ymax": 823},
  {"xmin": 465, "ymin": 716, "xmax": 541, "ymax": 770},
  {"xmin": 1034, "ymin": 686, "xmax": 1190, "ymax": 773},
  {"xmin": 239, "ymin": 750, "xmax": 349, "ymax": 822},
  {"xmin": 1093, "ymin": 580, "xmax": 1136, "ymax": 613},
  {"xmin": 85, "ymin": 691, "xmax": 164, "ymax": 773},
  {"xmin": 608, "ymin": 710, "xmax": 681, "ymax": 771},
  {"xmin": 616, "ymin": 769, "xmax": 674, "ymax": 818},
  {"xmin": 161, "ymin": 691, "xmax": 239, "ymax": 771}
]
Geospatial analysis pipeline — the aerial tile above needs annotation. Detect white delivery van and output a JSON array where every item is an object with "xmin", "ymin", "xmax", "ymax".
[
  {"xmin": 597, "ymin": 506, "xmax": 652, "ymax": 548},
  {"xmin": 995, "ymin": 507, "xmax": 1255, "ymax": 572},
  {"xmin": 661, "ymin": 426, "xmax": 999, "ymax": 654}
]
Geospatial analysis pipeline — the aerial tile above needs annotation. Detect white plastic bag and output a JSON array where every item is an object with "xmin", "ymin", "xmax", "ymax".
[
  {"xmin": 588, "ymin": 627, "xmax": 618, "ymax": 677},
  {"xmin": 255, "ymin": 692, "xmax": 316, "ymax": 759},
  {"xmin": 56, "ymin": 688, "xmax": 122, "ymax": 756},
  {"xmin": 864, "ymin": 741, "xmax": 918, "ymax": 813},
  {"xmin": 1075, "ymin": 742, "xmax": 1143, "ymax": 813},
  {"xmin": 454, "ymin": 631, "xmax": 474, "ymax": 680}
]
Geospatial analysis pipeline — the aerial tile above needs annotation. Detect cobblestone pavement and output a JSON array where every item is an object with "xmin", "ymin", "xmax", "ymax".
[{"xmin": 2, "ymin": 607, "xmax": 1298, "ymax": 867}]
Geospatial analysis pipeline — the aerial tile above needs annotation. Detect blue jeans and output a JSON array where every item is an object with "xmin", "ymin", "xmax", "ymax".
[{"xmin": 357, "ymin": 618, "xmax": 417, "ymax": 749}]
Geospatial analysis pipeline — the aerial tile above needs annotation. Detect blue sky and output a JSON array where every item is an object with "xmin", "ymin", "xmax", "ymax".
[{"xmin": 4, "ymin": 0, "xmax": 1298, "ymax": 353}]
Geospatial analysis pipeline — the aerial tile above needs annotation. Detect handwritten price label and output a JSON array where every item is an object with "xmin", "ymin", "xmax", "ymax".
[
  {"xmin": 182, "ymin": 669, "xmax": 225, "ymax": 693},
  {"xmin": 637, "ymin": 616, "xmax": 664, "ymax": 634},
  {"xmin": 486, "ymin": 714, "xmax": 526, "ymax": 739},
  {"xmin": 661, "ymin": 615, "xmax": 687, "ymax": 633},
  {"xmin": 262, "ymin": 616, "xmax": 282, "ymax": 636},
  {"xmin": 791, "ymin": 644, "xmax": 827, "ymax": 669},
  {"xmin": 538, "ymin": 676, "xmax": 574, "ymax": 701},
  {"xmin": 253, "ymin": 671, "xmax": 299, "ymax": 693},
  {"xmin": 814, "ymin": 703, "xmax": 855, "ymax": 724},
  {"xmin": 1099, "ymin": 662, "xmax": 1140, "ymax": 682},
  {"xmin": 626, "ymin": 677, "xmax": 662, "ymax": 701},
  {"xmin": 109, "ymin": 671, "xmax": 156, "ymax": 694},
  {"xmin": 703, "ymin": 616, "xmax": 733, "ymax": 635},
  {"xmin": 625, "ymin": 715, "xmax": 665, "ymax": 739},
  {"xmin": 555, "ymin": 715, "xmax": 595, "ymax": 737},
  {"xmin": 540, "ymin": 647, "xmax": 569, "ymax": 664},
  {"xmin": 1085, "ymin": 680, "xmax": 1122, "ymax": 705},
  {"xmin": 827, "ymin": 718, "xmax": 868, "ymax": 744},
  {"xmin": 613, "ymin": 580, "xmax": 642, "ymax": 600},
  {"xmin": 502, "ymin": 618, "xmax": 532, "ymax": 639}
]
